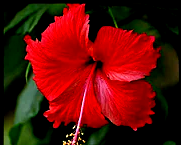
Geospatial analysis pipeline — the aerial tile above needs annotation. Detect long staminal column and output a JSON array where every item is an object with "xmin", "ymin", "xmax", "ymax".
[{"xmin": 71, "ymin": 62, "xmax": 97, "ymax": 145}]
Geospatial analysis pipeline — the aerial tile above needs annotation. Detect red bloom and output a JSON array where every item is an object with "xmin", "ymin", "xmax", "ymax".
[{"xmin": 24, "ymin": 4, "xmax": 160, "ymax": 131}]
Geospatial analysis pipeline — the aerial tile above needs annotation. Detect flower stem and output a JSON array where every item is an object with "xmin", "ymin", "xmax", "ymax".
[{"xmin": 108, "ymin": 6, "xmax": 118, "ymax": 28}]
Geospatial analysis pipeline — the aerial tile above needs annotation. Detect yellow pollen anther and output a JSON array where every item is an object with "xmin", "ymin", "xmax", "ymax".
[
  {"xmin": 63, "ymin": 125, "xmax": 86, "ymax": 145},
  {"xmin": 72, "ymin": 125, "xmax": 76, "ymax": 129},
  {"xmin": 70, "ymin": 133, "xmax": 73, "ymax": 136}
]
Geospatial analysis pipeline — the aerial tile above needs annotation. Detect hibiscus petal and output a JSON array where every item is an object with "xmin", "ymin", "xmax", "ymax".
[
  {"xmin": 93, "ymin": 26, "xmax": 161, "ymax": 82},
  {"xmin": 24, "ymin": 4, "xmax": 91, "ymax": 101},
  {"xmin": 43, "ymin": 64, "xmax": 108, "ymax": 128},
  {"xmin": 94, "ymin": 70, "xmax": 156, "ymax": 130},
  {"xmin": 41, "ymin": 4, "xmax": 90, "ymax": 63},
  {"xmin": 63, "ymin": 4, "xmax": 82, "ymax": 15}
]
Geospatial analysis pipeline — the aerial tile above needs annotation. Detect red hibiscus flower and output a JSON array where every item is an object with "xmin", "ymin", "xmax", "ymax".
[{"xmin": 24, "ymin": 3, "xmax": 160, "ymax": 134}]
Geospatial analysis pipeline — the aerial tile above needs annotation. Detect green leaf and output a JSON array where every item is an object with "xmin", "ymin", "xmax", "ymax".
[
  {"xmin": 25, "ymin": 62, "xmax": 31, "ymax": 83},
  {"xmin": 167, "ymin": 25, "xmax": 179, "ymax": 35},
  {"xmin": 16, "ymin": 6, "xmax": 48, "ymax": 34},
  {"xmin": 47, "ymin": 4, "xmax": 66, "ymax": 16},
  {"xmin": 9, "ymin": 76, "xmax": 43, "ymax": 145},
  {"xmin": 10, "ymin": 121, "xmax": 40, "ymax": 145},
  {"xmin": 4, "ymin": 4, "xmax": 47, "ymax": 34},
  {"xmin": 14, "ymin": 76, "xmax": 43, "ymax": 124},
  {"xmin": 86, "ymin": 125, "xmax": 110, "ymax": 145},
  {"xmin": 154, "ymin": 85, "xmax": 168, "ymax": 119},
  {"xmin": 9, "ymin": 124, "xmax": 23, "ymax": 145},
  {"xmin": 110, "ymin": 6, "xmax": 132, "ymax": 22},
  {"xmin": 163, "ymin": 141, "xmax": 176, "ymax": 145},
  {"xmin": 4, "ymin": 35, "xmax": 27, "ymax": 91},
  {"xmin": 146, "ymin": 78, "xmax": 168, "ymax": 119},
  {"xmin": 121, "ymin": 19, "xmax": 161, "ymax": 39}
]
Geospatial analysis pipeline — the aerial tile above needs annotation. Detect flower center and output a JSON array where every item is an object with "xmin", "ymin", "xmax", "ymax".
[
  {"xmin": 96, "ymin": 60, "xmax": 103, "ymax": 69},
  {"xmin": 87, "ymin": 56, "xmax": 103, "ymax": 69}
]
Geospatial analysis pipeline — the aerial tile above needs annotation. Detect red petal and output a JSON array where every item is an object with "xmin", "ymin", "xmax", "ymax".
[
  {"xmin": 93, "ymin": 26, "xmax": 161, "ymax": 82},
  {"xmin": 63, "ymin": 4, "xmax": 82, "ymax": 15},
  {"xmin": 94, "ymin": 70, "xmax": 156, "ymax": 130},
  {"xmin": 41, "ymin": 4, "xmax": 90, "ymax": 61},
  {"xmin": 24, "ymin": 4, "xmax": 90, "ymax": 101},
  {"xmin": 43, "ymin": 64, "xmax": 108, "ymax": 128}
]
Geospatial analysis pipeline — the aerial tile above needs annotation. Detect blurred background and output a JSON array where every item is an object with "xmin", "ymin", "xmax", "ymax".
[{"xmin": 4, "ymin": 3, "xmax": 179, "ymax": 145}]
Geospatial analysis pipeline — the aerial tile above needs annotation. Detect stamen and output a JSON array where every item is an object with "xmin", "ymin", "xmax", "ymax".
[{"xmin": 63, "ymin": 125, "xmax": 86, "ymax": 145}]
